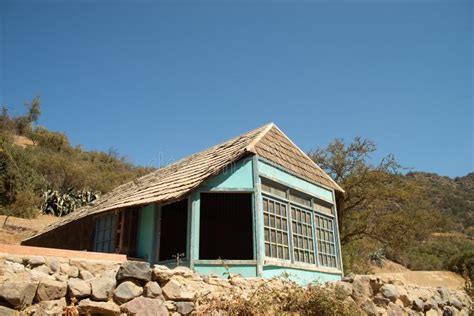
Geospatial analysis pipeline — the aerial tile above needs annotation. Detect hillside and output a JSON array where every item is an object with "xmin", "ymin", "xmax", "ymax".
[
  {"xmin": 407, "ymin": 172, "xmax": 474, "ymax": 232},
  {"xmin": 0, "ymin": 97, "xmax": 153, "ymax": 219}
]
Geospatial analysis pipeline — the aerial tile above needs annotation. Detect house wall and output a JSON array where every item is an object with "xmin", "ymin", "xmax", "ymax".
[
  {"xmin": 257, "ymin": 159, "xmax": 334, "ymax": 202},
  {"xmin": 262, "ymin": 265, "xmax": 341, "ymax": 285},
  {"xmin": 255, "ymin": 158, "xmax": 343, "ymax": 284},
  {"xmin": 190, "ymin": 157, "xmax": 256, "ymax": 275}
]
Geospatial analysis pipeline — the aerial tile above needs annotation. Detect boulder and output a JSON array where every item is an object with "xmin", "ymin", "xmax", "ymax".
[
  {"xmin": 113, "ymin": 281, "xmax": 143, "ymax": 304},
  {"xmin": 33, "ymin": 264, "xmax": 51, "ymax": 275},
  {"xmin": 381, "ymin": 284, "xmax": 399, "ymax": 302},
  {"xmin": 69, "ymin": 258, "xmax": 117, "ymax": 275},
  {"xmin": 449, "ymin": 296, "xmax": 463, "ymax": 310},
  {"xmin": 0, "ymin": 306, "xmax": 17, "ymax": 316},
  {"xmin": 35, "ymin": 298, "xmax": 67, "ymax": 315},
  {"xmin": 0, "ymin": 279, "xmax": 38, "ymax": 308},
  {"xmin": 412, "ymin": 298, "xmax": 424, "ymax": 312},
  {"xmin": 152, "ymin": 265, "xmax": 193, "ymax": 284},
  {"xmin": 77, "ymin": 298, "xmax": 120, "ymax": 315},
  {"xmin": 351, "ymin": 275, "xmax": 372, "ymax": 303},
  {"xmin": 79, "ymin": 269, "xmax": 95, "ymax": 281},
  {"xmin": 68, "ymin": 277, "xmax": 91, "ymax": 298},
  {"xmin": 25, "ymin": 256, "xmax": 46, "ymax": 267},
  {"xmin": 162, "ymin": 277, "xmax": 196, "ymax": 301},
  {"xmin": 334, "ymin": 282, "xmax": 352, "ymax": 297},
  {"xmin": 91, "ymin": 277, "xmax": 116, "ymax": 301},
  {"xmin": 175, "ymin": 301, "xmax": 194, "ymax": 315},
  {"xmin": 45, "ymin": 257, "xmax": 60, "ymax": 273},
  {"xmin": 3, "ymin": 260, "xmax": 25, "ymax": 273},
  {"xmin": 360, "ymin": 299, "xmax": 378, "ymax": 316},
  {"xmin": 116, "ymin": 260, "xmax": 151, "ymax": 282},
  {"xmin": 387, "ymin": 302, "xmax": 404, "ymax": 316},
  {"xmin": 342, "ymin": 272, "xmax": 355, "ymax": 283},
  {"xmin": 36, "ymin": 278, "xmax": 67, "ymax": 301},
  {"xmin": 144, "ymin": 281, "xmax": 163, "ymax": 298},
  {"xmin": 373, "ymin": 294, "xmax": 390, "ymax": 306},
  {"xmin": 120, "ymin": 296, "xmax": 168, "ymax": 316}
]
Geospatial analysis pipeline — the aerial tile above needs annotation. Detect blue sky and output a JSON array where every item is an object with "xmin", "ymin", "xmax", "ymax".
[{"xmin": 0, "ymin": 0, "xmax": 472, "ymax": 177}]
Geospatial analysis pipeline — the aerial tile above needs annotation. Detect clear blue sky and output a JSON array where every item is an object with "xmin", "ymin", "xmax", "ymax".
[{"xmin": 1, "ymin": 0, "xmax": 472, "ymax": 177}]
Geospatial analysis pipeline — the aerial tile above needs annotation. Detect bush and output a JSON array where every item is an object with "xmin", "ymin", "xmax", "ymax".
[
  {"xmin": 8, "ymin": 187, "xmax": 41, "ymax": 219},
  {"xmin": 200, "ymin": 276, "xmax": 360, "ymax": 315}
]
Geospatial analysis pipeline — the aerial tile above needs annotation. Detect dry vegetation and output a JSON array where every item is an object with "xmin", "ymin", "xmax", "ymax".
[{"xmin": 0, "ymin": 214, "xmax": 57, "ymax": 244}]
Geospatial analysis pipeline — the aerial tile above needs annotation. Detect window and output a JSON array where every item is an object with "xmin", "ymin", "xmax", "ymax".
[
  {"xmin": 261, "ymin": 179, "xmax": 287, "ymax": 199},
  {"xmin": 93, "ymin": 213, "xmax": 117, "ymax": 253},
  {"xmin": 263, "ymin": 197, "xmax": 290, "ymax": 260},
  {"xmin": 315, "ymin": 214, "xmax": 337, "ymax": 268},
  {"xmin": 159, "ymin": 199, "xmax": 188, "ymax": 261},
  {"xmin": 291, "ymin": 205, "xmax": 315, "ymax": 264},
  {"xmin": 260, "ymin": 177, "xmax": 339, "ymax": 269},
  {"xmin": 200, "ymin": 193, "xmax": 253, "ymax": 260}
]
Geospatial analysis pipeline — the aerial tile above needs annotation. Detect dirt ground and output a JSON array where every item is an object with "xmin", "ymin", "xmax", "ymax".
[{"xmin": 0, "ymin": 214, "xmax": 58, "ymax": 245}]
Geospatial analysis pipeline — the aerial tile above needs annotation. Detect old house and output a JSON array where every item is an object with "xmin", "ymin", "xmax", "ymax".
[{"xmin": 23, "ymin": 123, "xmax": 344, "ymax": 285}]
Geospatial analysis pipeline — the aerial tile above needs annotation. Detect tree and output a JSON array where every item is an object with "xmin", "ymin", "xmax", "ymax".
[{"xmin": 309, "ymin": 137, "xmax": 440, "ymax": 270}]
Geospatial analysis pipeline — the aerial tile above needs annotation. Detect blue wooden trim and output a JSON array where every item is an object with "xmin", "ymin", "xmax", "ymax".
[
  {"xmin": 199, "ymin": 187, "xmax": 254, "ymax": 192},
  {"xmin": 310, "ymin": 198, "xmax": 321, "ymax": 267},
  {"xmin": 257, "ymin": 157, "xmax": 336, "ymax": 199},
  {"xmin": 190, "ymin": 191, "xmax": 200, "ymax": 269},
  {"xmin": 252, "ymin": 155, "xmax": 264, "ymax": 277},
  {"xmin": 152, "ymin": 204, "xmax": 161, "ymax": 264},
  {"xmin": 186, "ymin": 195, "xmax": 192, "ymax": 264},
  {"xmin": 195, "ymin": 260, "xmax": 257, "ymax": 265},
  {"xmin": 332, "ymin": 191, "xmax": 344, "ymax": 274}
]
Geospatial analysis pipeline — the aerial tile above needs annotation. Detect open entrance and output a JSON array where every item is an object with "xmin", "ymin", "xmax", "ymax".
[
  {"xmin": 159, "ymin": 199, "xmax": 188, "ymax": 261},
  {"xmin": 199, "ymin": 192, "xmax": 253, "ymax": 260}
]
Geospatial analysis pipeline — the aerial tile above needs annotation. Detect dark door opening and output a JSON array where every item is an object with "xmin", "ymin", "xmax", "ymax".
[
  {"xmin": 159, "ymin": 199, "xmax": 188, "ymax": 261},
  {"xmin": 199, "ymin": 192, "xmax": 253, "ymax": 260}
]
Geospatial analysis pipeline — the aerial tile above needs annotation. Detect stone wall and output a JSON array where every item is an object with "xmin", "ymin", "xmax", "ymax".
[{"xmin": 0, "ymin": 253, "xmax": 471, "ymax": 315}]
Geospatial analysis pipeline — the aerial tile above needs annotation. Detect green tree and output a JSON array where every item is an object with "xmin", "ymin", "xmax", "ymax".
[{"xmin": 310, "ymin": 137, "xmax": 440, "ymax": 271}]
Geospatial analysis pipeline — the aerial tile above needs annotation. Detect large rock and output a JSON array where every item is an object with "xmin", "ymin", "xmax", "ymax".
[
  {"xmin": 113, "ymin": 281, "xmax": 143, "ymax": 304},
  {"xmin": 381, "ymin": 284, "xmax": 399, "ymax": 302},
  {"xmin": 120, "ymin": 296, "xmax": 168, "ymax": 316},
  {"xmin": 0, "ymin": 279, "xmax": 38, "ymax": 308},
  {"xmin": 36, "ymin": 278, "xmax": 67, "ymax": 301},
  {"xmin": 334, "ymin": 282, "xmax": 353, "ymax": 297},
  {"xmin": 77, "ymin": 298, "xmax": 120, "ymax": 315},
  {"xmin": 153, "ymin": 265, "xmax": 194, "ymax": 284},
  {"xmin": 29, "ymin": 298, "xmax": 67, "ymax": 315},
  {"xmin": 91, "ymin": 277, "xmax": 116, "ymax": 301},
  {"xmin": 386, "ymin": 302, "xmax": 404, "ymax": 316},
  {"xmin": 360, "ymin": 299, "xmax": 378, "ymax": 316},
  {"xmin": 144, "ymin": 281, "xmax": 163, "ymax": 298},
  {"xmin": 69, "ymin": 258, "xmax": 118, "ymax": 276},
  {"xmin": 117, "ymin": 260, "xmax": 151, "ymax": 282},
  {"xmin": 25, "ymin": 256, "xmax": 46, "ymax": 267},
  {"xmin": 0, "ymin": 306, "xmax": 17, "ymax": 316},
  {"xmin": 68, "ymin": 277, "xmax": 91, "ymax": 298},
  {"xmin": 79, "ymin": 269, "xmax": 95, "ymax": 281},
  {"xmin": 162, "ymin": 276, "xmax": 196, "ymax": 301},
  {"xmin": 175, "ymin": 301, "xmax": 195, "ymax": 315},
  {"xmin": 351, "ymin": 275, "xmax": 372, "ymax": 303}
]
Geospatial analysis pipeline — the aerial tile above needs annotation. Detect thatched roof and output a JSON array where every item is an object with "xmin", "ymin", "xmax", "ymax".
[{"xmin": 25, "ymin": 123, "xmax": 342, "ymax": 240}]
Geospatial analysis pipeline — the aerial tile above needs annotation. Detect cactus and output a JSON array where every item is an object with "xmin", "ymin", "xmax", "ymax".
[{"xmin": 42, "ymin": 189, "xmax": 99, "ymax": 217}]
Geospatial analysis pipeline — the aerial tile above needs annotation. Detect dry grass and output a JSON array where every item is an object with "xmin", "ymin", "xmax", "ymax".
[{"xmin": 0, "ymin": 214, "xmax": 57, "ymax": 245}]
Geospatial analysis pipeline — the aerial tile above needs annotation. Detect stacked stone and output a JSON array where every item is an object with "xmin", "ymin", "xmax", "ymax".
[
  {"xmin": 334, "ymin": 274, "xmax": 472, "ymax": 315},
  {"xmin": 0, "ymin": 255, "xmax": 198, "ymax": 315},
  {"xmin": 0, "ymin": 253, "xmax": 472, "ymax": 315}
]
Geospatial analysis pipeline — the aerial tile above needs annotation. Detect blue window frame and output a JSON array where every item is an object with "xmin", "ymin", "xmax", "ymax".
[
  {"xmin": 315, "ymin": 214, "xmax": 337, "ymax": 268},
  {"xmin": 261, "ymin": 177, "xmax": 339, "ymax": 268},
  {"xmin": 263, "ymin": 196, "xmax": 290, "ymax": 260},
  {"xmin": 93, "ymin": 213, "xmax": 117, "ymax": 253}
]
